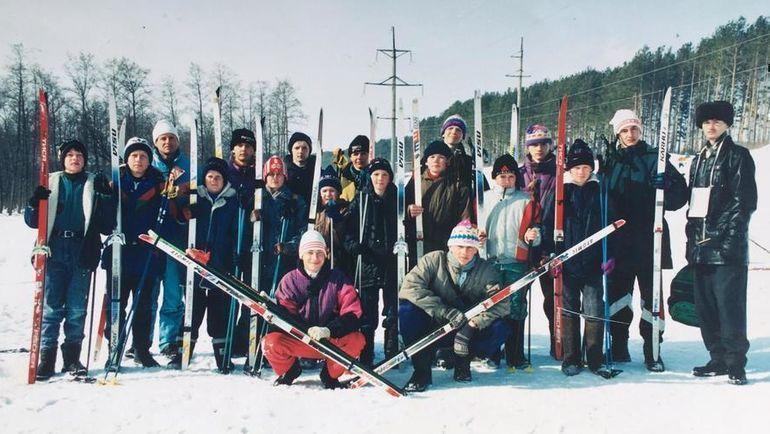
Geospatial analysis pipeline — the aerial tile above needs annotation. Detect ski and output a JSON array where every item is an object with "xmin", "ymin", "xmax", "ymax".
[
  {"xmin": 28, "ymin": 88, "xmax": 49, "ymax": 384},
  {"xmin": 394, "ymin": 99, "xmax": 408, "ymax": 301},
  {"xmin": 652, "ymin": 87, "xmax": 672, "ymax": 362},
  {"xmin": 245, "ymin": 116, "xmax": 265, "ymax": 375},
  {"xmin": 411, "ymin": 98, "xmax": 424, "ymax": 259},
  {"xmin": 307, "ymin": 109, "xmax": 323, "ymax": 231},
  {"xmin": 213, "ymin": 87, "xmax": 223, "ymax": 159},
  {"xmin": 181, "ymin": 118, "xmax": 199, "ymax": 369},
  {"xmin": 106, "ymin": 93, "xmax": 124, "ymax": 373},
  {"xmin": 509, "ymin": 103, "xmax": 519, "ymax": 158},
  {"xmin": 553, "ymin": 95, "xmax": 568, "ymax": 361},
  {"xmin": 139, "ymin": 231, "xmax": 405, "ymax": 397},
  {"xmin": 350, "ymin": 219, "xmax": 627, "ymax": 388},
  {"xmin": 369, "ymin": 107, "xmax": 377, "ymax": 159},
  {"xmin": 473, "ymin": 90, "xmax": 487, "ymax": 258},
  {"xmin": 598, "ymin": 153, "xmax": 622, "ymax": 379}
]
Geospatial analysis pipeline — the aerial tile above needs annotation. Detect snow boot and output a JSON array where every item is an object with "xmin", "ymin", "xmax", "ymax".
[
  {"xmin": 213, "ymin": 342, "xmax": 233, "ymax": 374},
  {"xmin": 36, "ymin": 347, "xmax": 57, "ymax": 381},
  {"xmin": 319, "ymin": 363, "xmax": 348, "ymax": 389},
  {"xmin": 273, "ymin": 359, "xmax": 302, "ymax": 386},
  {"xmin": 434, "ymin": 347, "xmax": 454, "ymax": 369},
  {"xmin": 609, "ymin": 337, "xmax": 631, "ymax": 363},
  {"xmin": 384, "ymin": 326, "xmax": 400, "ymax": 359},
  {"xmin": 561, "ymin": 315, "xmax": 583, "ymax": 376},
  {"xmin": 584, "ymin": 320, "xmax": 604, "ymax": 372},
  {"xmin": 693, "ymin": 360, "xmax": 728, "ymax": 377},
  {"xmin": 125, "ymin": 345, "xmax": 136, "ymax": 360},
  {"xmin": 643, "ymin": 339, "xmax": 665, "ymax": 372},
  {"xmin": 404, "ymin": 351, "xmax": 432, "ymax": 392},
  {"xmin": 453, "ymin": 354, "xmax": 472, "ymax": 382},
  {"xmin": 61, "ymin": 343, "xmax": 86, "ymax": 376},
  {"xmin": 728, "ymin": 367, "xmax": 748, "ymax": 385},
  {"xmin": 134, "ymin": 347, "xmax": 161, "ymax": 368},
  {"xmin": 505, "ymin": 319, "xmax": 528, "ymax": 369}
]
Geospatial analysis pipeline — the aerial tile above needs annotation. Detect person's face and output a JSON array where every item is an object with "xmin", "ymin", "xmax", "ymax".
[
  {"xmin": 232, "ymin": 143, "xmax": 255, "ymax": 167},
  {"xmin": 527, "ymin": 142, "xmax": 550, "ymax": 162},
  {"xmin": 63, "ymin": 149, "xmax": 85, "ymax": 174},
  {"xmin": 426, "ymin": 154, "xmax": 448, "ymax": 176},
  {"xmin": 569, "ymin": 164, "xmax": 593, "ymax": 186},
  {"xmin": 302, "ymin": 248, "xmax": 327, "ymax": 273},
  {"xmin": 702, "ymin": 119, "xmax": 728, "ymax": 142},
  {"xmin": 371, "ymin": 169, "xmax": 390, "ymax": 194},
  {"xmin": 449, "ymin": 245, "xmax": 478, "ymax": 266},
  {"xmin": 265, "ymin": 172, "xmax": 285, "ymax": 190},
  {"xmin": 154, "ymin": 133, "xmax": 179, "ymax": 157},
  {"xmin": 350, "ymin": 150, "xmax": 369, "ymax": 170},
  {"xmin": 320, "ymin": 186, "xmax": 338, "ymax": 205},
  {"xmin": 442, "ymin": 126, "xmax": 463, "ymax": 146},
  {"xmin": 495, "ymin": 172, "xmax": 516, "ymax": 189},
  {"xmin": 618, "ymin": 125, "xmax": 641, "ymax": 147},
  {"xmin": 291, "ymin": 141, "xmax": 310, "ymax": 166},
  {"xmin": 127, "ymin": 150, "xmax": 150, "ymax": 177},
  {"xmin": 205, "ymin": 171, "xmax": 225, "ymax": 194}
]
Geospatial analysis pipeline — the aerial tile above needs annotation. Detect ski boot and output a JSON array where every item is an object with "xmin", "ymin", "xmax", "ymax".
[
  {"xmin": 404, "ymin": 351, "xmax": 432, "ymax": 392},
  {"xmin": 319, "ymin": 363, "xmax": 348, "ymax": 389},
  {"xmin": 692, "ymin": 361, "xmax": 728, "ymax": 377},
  {"xmin": 61, "ymin": 343, "xmax": 87, "ymax": 376},
  {"xmin": 434, "ymin": 347, "xmax": 455, "ymax": 370},
  {"xmin": 134, "ymin": 348, "xmax": 161, "ymax": 368},
  {"xmin": 453, "ymin": 354, "xmax": 472, "ymax": 382},
  {"xmin": 273, "ymin": 359, "xmax": 302, "ymax": 386},
  {"xmin": 728, "ymin": 367, "xmax": 748, "ymax": 385},
  {"xmin": 36, "ymin": 347, "xmax": 57, "ymax": 381}
]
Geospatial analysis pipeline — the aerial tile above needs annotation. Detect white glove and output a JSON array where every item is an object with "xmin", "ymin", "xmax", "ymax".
[{"xmin": 307, "ymin": 326, "xmax": 331, "ymax": 341}]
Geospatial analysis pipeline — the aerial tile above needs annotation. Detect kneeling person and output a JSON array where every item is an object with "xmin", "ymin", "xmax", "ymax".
[
  {"xmin": 263, "ymin": 230, "xmax": 365, "ymax": 389},
  {"xmin": 398, "ymin": 221, "xmax": 509, "ymax": 392}
]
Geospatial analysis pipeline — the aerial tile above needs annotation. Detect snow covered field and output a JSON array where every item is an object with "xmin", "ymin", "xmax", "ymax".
[{"xmin": 1, "ymin": 147, "xmax": 769, "ymax": 433}]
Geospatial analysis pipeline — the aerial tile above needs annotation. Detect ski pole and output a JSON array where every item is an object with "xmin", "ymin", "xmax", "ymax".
[{"xmin": 223, "ymin": 207, "xmax": 246, "ymax": 366}]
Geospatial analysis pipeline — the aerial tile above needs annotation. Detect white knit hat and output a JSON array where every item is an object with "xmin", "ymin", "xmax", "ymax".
[
  {"xmin": 152, "ymin": 119, "xmax": 179, "ymax": 143},
  {"xmin": 299, "ymin": 230, "xmax": 327, "ymax": 257},
  {"xmin": 609, "ymin": 109, "xmax": 642, "ymax": 135},
  {"xmin": 446, "ymin": 220, "xmax": 480, "ymax": 249}
]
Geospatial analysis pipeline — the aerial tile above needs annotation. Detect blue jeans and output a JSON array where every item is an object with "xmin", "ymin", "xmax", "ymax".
[
  {"xmin": 42, "ymin": 237, "xmax": 91, "ymax": 350},
  {"xmin": 150, "ymin": 257, "xmax": 184, "ymax": 350},
  {"xmin": 398, "ymin": 301, "xmax": 511, "ymax": 358}
]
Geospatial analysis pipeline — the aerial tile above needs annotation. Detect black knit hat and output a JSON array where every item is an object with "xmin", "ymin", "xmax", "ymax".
[
  {"xmin": 318, "ymin": 166, "xmax": 342, "ymax": 192},
  {"xmin": 123, "ymin": 137, "xmax": 153, "ymax": 164},
  {"xmin": 288, "ymin": 132, "xmax": 312, "ymax": 153},
  {"xmin": 58, "ymin": 139, "xmax": 88, "ymax": 169},
  {"xmin": 566, "ymin": 139, "xmax": 595, "ymax": 170},
  {"xmin": 695, "ymin": 101, "xmax": 734, "ymax": 128},
  {"xmin": 203, "ymin": 157, "xmax": 229, "ymax": 185},
  {"xmin": 367, "ymin": 157, "xmax": 393, "ymax": 180},
  {"xmin": 348, "ymin": 135, "xmax": 370, "ymax": 156},
  {"xmin": 421, "ymin": 140, "xmax": 452, "ymax": 165},
  {"xmin": 492, "ymin": 153, "xmax": 520, "ymax": 179},
  {"xmin": 230, "ymin": 128, "xmax": 256, "ymax": 149}
]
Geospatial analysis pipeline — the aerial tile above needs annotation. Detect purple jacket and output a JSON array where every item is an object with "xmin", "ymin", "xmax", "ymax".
[{"xmin": 520, "ymin": 152, "xmax": 556, "ymax": 213}]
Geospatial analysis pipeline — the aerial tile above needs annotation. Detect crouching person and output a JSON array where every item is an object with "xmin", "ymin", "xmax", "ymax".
[
  {"xmin": 263, "ymin": 230, "xmax": 365, "ymax": 389},
  {"xmin": 398, "ymin": 220, "xmax": 510, "ymax": 392}
]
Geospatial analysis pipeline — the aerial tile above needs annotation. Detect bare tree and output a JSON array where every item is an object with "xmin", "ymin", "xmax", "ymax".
[{"xmin": 159, "ymin": 75, "xmax": 180, "ymax": 125}]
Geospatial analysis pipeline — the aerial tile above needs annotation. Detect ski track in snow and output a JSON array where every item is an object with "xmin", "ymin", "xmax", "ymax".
[{"xmin": 1, "ymin": 149, "xmax": 770, "ymax": 433}]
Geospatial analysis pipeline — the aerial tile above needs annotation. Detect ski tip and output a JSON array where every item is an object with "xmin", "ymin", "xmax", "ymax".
[
  {"xmin": 138, "ymin": 233, "xmax": 153, "ymax": 244},
  {"xmin": 613, "ymin": 219, "xmax": 627, "ymax": 228}
]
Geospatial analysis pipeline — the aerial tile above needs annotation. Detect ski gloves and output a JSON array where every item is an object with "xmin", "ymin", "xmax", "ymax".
[
  {"xmin": 28, "ymin": 185, "xmax": 51, "ymax": 208},
  {"xmin": 444, "ymin": 308, "xmax": 467, "ymax": 329},
  {"xmin": 453, "ymin": 323, "xmax": 476, "ymax": 357},
  {"xmin": 650, "ymin": 173, "xmax": 669, "ymax": 189},
  {"xmin": 93, "ymin": 174, "xmax": 112, "ymax": 195},
  {"xmin": 307, "ymin": 326, "xmax": 331, "ymax": 341}
]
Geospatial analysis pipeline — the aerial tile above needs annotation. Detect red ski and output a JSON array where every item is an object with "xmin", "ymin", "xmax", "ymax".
[{"xmin": 553, "ymin": 96, "xmax": 568, "ymax": 361}]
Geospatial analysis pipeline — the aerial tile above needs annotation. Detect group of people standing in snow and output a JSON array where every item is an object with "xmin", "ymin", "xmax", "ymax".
[{"xmin": 25, "ymin": 98, "xmax": 756, "ymax": 391}]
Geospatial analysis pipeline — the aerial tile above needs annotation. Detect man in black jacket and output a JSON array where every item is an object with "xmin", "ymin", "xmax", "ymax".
[{"xmin": 686, "ymin": 101, "xmax": 757, "ymax": 386}]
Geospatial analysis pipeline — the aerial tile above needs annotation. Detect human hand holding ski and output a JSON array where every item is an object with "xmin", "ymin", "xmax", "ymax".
[
  {"xmin": 28, "ymin": 186, "xmax": 51, "ymax": 208},
  {"xmin": 444, "ymin": 308, "xmax": 467, "ymax": 329},
  {"xmin": 408, "ymin": 204, "xmax": 423, "ymax": 218}
]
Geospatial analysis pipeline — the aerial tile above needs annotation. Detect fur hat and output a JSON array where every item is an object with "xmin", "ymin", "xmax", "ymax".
[
  {"xmin": 695, "ymin": 101, "xmax": 734, "ymax": 128},
  {"xmin": 203, "ymin": 157, "xmax": 229, "ymax": 185},
  {"xmin": 288, "ymin": 132, "xmax": 312, "ymax": 153},
  {"xmin": 152, "ymin": 119, "xmax": 179, "ymax": 143},
  {"xmin": 348, "ymin": 135, "xmax": 370, "ymax": 156},
  {"xmin": 609, "ymin": 109, "xmax": 642, "ymax": 135},
  {"xmin": 230, "ymin": 128, "xmax": 256, "ymax": 149}
]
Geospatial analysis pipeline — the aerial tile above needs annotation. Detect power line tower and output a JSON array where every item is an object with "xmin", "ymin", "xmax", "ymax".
[
  {"xmin": 365, "ymin": 26, "xmax": 422, "ymax": 163},
  {"xmin": 506, "ymin": 37, "xmax": 530, "ymax": 160}
]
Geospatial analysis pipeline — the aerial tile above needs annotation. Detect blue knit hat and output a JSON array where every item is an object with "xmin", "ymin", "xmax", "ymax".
[
  {"xmin": 421, "ymin": 140, "xmax": 452, "ymax": 165},
  {"xmin": 441, "ymin": 115, "xmax": 467, "ymax": 139},
  {"xmin": 318, "ymin": 166, "xmax": 342, "ymax": 192}
]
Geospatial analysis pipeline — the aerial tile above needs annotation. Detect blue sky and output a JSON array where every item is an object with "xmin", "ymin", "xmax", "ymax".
[{"xmin": 1, "ymin": 0, "xmax": 766, "ymax": 146}]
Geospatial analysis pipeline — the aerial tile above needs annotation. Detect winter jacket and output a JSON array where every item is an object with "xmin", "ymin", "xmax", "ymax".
[
  {"xmin": 405, "ymin": 169, "xmax": 473, "ymax": 262},
  {"xmin": 338, "ymin": 162, "xmax": 365, "ymax": 203},
  {"xmin": 194, "ymin": 183, "xmax": 240, "ymax": 272},
  {"xmin": 100, "ymin": 166, "xmax": 168, "ymax": 277},
  {"xmin": 315, "ymin": 198, "xmax": 353, "ymax": 276},
  {"xmin": 399, "ymin": 251, "xmax": 506, "ymax": 330},
  {"xmin": 228, "ymin": 159, "xmax": 257, "ymax": 273},
  {"xmin": 685, "ymin": 135, "xmax": 757, "ymax": 265},
  {"xmin": 520, "ymin": 152, "xmax": 557, "ymax": 219},
  {"xmin": 25, "ymin": 171, "xmax": 111, "ymax": 271},
  {"xmin": 152, "ymin": 147, "xmax": 190, "ymax": 248},
  {"xmin": 276, "ymin": 265, "xmax": 363, "ymax": 338},
  {"xmin": 601, "ymin": 140, "xmax": 688, "ymax": 271},
  {"xmin": 543, "ymin": 175, "xmax": 604, "ymax": 281},
  {"xmin": 343, "ymin": 182, "xmax": 397, "ymax": 290},
  {"xmin": 484, "ymin": 187, "xmax": 541, "ymax": 265},
  {"xmin": 260, "ymin": 185, "xmax": 307, "ymax": 291},
  {"xmin": 284, "ymin": 154, "xmax": 316, "ymax": 207}
]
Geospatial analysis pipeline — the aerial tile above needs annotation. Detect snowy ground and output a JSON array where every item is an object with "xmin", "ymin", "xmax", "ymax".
[{"xmin": 1, "ymin": 148, "xmax": 769, "ymax": 433}]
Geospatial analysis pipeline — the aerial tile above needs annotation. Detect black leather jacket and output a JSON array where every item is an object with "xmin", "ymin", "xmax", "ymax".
[{"xmin": 685, "ymin": 135, "xmax": 757, "ymax": 265}]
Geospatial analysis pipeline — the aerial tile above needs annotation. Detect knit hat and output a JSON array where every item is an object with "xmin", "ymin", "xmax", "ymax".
[
  {"xmin": 299, "ymin": 229, "xmax": 327, "ymax": 258},
  {"xmin": 152, "ymin": 119, "xmax": 179, "ymax": 143},
  {"xmin": 609, "ymin": 109, "xmax": 642, "ymax": 135},
  {"xmin": 524, "ymin": 124, "xmax": 552, "ymax": 147},
  {"xmin": 203, "ymin": 157, "xmax": 229, "ymax": 184},
  {"xmin": 421, "ymin": 140, "xmax": 452, "ymax": 165},
  {"xmin": 492, "ymin": 153, "xmax": 520, "ymax": 179},
  {"xmin": 695, "ymin": 101, "xmax": 734, "ymax": 128},
  {"xmin": 348, "ymin": 135, "xmax": 370, "ymax": 155},
  {"xmin": 58, "ymin": 139, "xmax": 88, "ymax": 168},
  {"xmin": 367, "ymin": 157, "xmax": 393, "ymax": 180},
  {"xmin": 230, "ymin": 128, "xmax": 256, "ymax": 149},
  {"xmin": 288, "ymin": 132, "xmax": 312, "ymax": 153},
  {"xmin": 123, "ymin": 137, "xmax": 153, "ymax": 163},
  {"xmin": 263, "ymin": 155, "xmax": 287, "ymax": 177},
  {"xmin": 566, "ymin": 139, "xmax": 595, "ymax": 170},
  {"xmin": 441, "ymin": 115, "xmax": 467, "ymax": 139},
  {"xmin": 447, "ymin": 219, "xmax": 480, "ymax": 249},
  {"xmin": 318, "ymin": 166, "xmax": 342, "ymax": 192}
]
